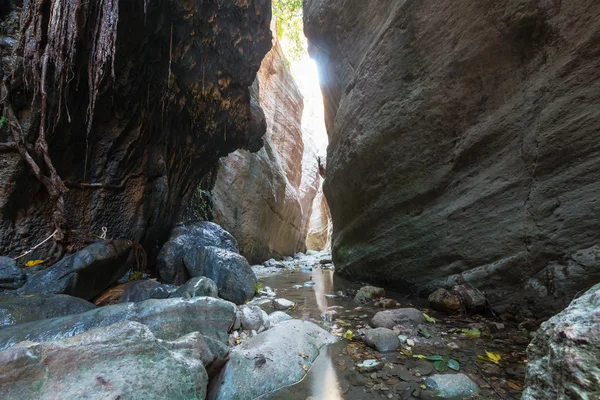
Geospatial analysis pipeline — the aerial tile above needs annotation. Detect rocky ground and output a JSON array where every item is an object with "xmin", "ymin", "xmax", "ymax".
[{"xmin": 251, "ymin": 251, "xmax": 533, "ymax": 399}]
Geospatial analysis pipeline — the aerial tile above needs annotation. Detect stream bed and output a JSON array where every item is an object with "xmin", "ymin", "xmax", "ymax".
[{"xmin": 250, "ymin": 252, "xmax": 531, "ymax": 400}]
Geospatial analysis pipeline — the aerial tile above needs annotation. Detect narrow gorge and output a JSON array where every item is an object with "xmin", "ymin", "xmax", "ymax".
[{"xmin": 0, "ymin": 1, "xmax": 599, "ymax": 399}]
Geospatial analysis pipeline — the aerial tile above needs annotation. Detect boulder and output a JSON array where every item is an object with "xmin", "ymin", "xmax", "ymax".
[
  {"xmin": 274, "ymin": 298, "xmax": 295, "ymax": 310},
  {"xmin": 425, "ymin": 373, "xmax": 480, "ymax": 398},
  {"xmin": 182, "ymin": 246, "xmax": 257, "ymax": 304},
  {"xmin": 157, "ymin": 221, "xmax": 239, "ymax": 284},
  {"xmin": 0, "ymin": 321, "xmax": 209, "ymax": 399},
  {"xmin": 371, "ymin": 308, "xmax": 426, "ymax": 329},
  {"xmin": 428, "ymin": 288, "xmax": 462, "ymax": 313},
  {"xmin": 211, "ymin": 320, "xmax": 338, "ymax": 399},
  {"xmin": 118, "ymin": 279, "xmax": 175, "ymax": 303},
  {"xmin": 304, "ymin": 0, "xmax": 600, "ymax": 315},
  {"xmin": 0, "ymin": 296, "xmax": 235, "ymax": 351},
  {"xmin": 170, "ymin": 276, "xmax": 219, "ymax": 299},
  {"xmin": 18, "ymin": 240, "xmax": 134, "ymax": 300},
  {"xmin": 363, "ymin": 327, "xmax": 401, "ymax": 352},
  {"xmin": 523, "ymin": 283, "xmax": 600, "ymax": 399},
  {"xmin": 268, "ymin": 311, "xmax": 293, "ymax": 325},
  {"xmin": 0, "ymin": 257, "xmax": 25, "ymax": 290},
  {"xmin": 354, "ymin": 285, "xmax": 385, "ymax": 304},
  {"xmin": 0, "ymin": 294, "xmax": 96, "ymax": 328},
  {"xmin": 452, "ymin": 284, "xmax": 486, "ymax": 313},
  {"xmin": 239, "ymin": 305, "xmax": 268, "ymax": 332}
]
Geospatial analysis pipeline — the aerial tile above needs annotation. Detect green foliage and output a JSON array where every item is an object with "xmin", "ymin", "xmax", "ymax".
[
  {"xmin": 0, "ymin": 115, "xmax": 8, "ymax": 130},
  {"xmin": 272, "ymin": 0, "xmax": 305, "ymax": 63},
  {"xmin": 190, "ymin": 186, "xmax": 213, "ymax": 222},
  {"xmin": 254, "ymin": 282, "xmax": 263, "ymax": 296}
]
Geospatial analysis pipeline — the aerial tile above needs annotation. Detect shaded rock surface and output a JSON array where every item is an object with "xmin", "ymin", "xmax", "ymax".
[
  {"xmin": 171, "ymin": 276, "xmax": 219, "ymax": 299},
  {"xmin": 0, "ymin": 296, "xmax": 235, "ymax": 351},
  {"xmin": 213, "ymin": 28, "xmax": 318, "ymax": 263},
  {"xmin": 304, "ymin": 0, "xmax": 600, "ymax": 314},
  {"xmin": 371, "ymin": 308, "xmax": 426, "ymax": 329},
  {"xmin": 117, "ymin": 280, "xmax": 174, "ymax": 303},
  {"xmin": 0, "ymin": 257, "xmax": 25, "ymax": 290},
  {"xmin": 523, "ymin": 283, "xmax": 600, "ymax": 399},
  {"xmin": 0, "ymin": 294, "xmax": 96, "ymax": 328},
  {"xmin": 19, "ymin": 240, "xmax": 134, "ymax": 300},
  {"xmin": 0, "ymin": 0, "xmax": 272, "ymax": 264},
  {"xmin": 354, "ymin": 285, "xmax": 385, "ymax": 304},
  {"xmin": 157, "ymin": 221, "xmax": 239, "ymax": 284},
  {"xmin": 211, "ymin": 319, "xmax": 337, "ymax": 399},
  {"xmin": 0, "ymin": 321, "xmax": 209, "ymax": 400},
  {"xmin": 363, "ymin": 327, "xmax": 400, "ymax": 352},
  {"xmin": 425, "ymin": 373, "xmax": 480, "ymax": 398}
]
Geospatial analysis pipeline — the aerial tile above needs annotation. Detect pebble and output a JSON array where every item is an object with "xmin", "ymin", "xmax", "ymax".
[{"xmin": 303, "ymin": 281, "xmax": 316, "ymax": 287}]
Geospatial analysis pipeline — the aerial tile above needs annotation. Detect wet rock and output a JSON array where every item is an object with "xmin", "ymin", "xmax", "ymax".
[
  {"xmin": 523, "ymin": 283, "xmax": 600, "ymax": 399},
  {"xmin": 347, "ymin": 371, "xmax": 367, "ymax": 386},
  {"xmin": 363, "ymin": 328, "xmax": 401, "ymax": 352},
  {"xmin": 373, "ymin": 298, "xmax": 399, "ymax": 309},
  {"xmin": 356, "ymin": 359, "xmax": 384, "ymax": 373},
  {"xmin": 0, "ymin": 321, "xmax": 210, "ymax": 399},
  {"xmin": 239, "ymin": 305, "xmax": 268, "ymax": 331},
  {"xmin": 319, "ymin": 259, "xmax": 333, "ymax": 264},
  {"xmin": 274, "ymin": 298, "xmax": 295, "ymax": 310},
  {"xmin": 170, "ymin": 276, "xmax": 218, "ymax": 299},
  {"xmin": 268, "ymin": 311, "xmax": 293, "ymax": 325},
  {"xmin": 354, "ymin": 285, "xmax": 385, "ymax": 304},
  {"xmin": 247, "ymin": 297, "xmax": 274, "ymax": 312},
  {"xmin": 425, "ymin": 374, "xmax": 480, "ymax": 398},
  {"xmin": 0, "ymin": 294, "xmax": 96, "ymax": 328},
  {"xmin": 19, "ymin": 240, "xmax": 134, "ymax": 300},
  {"xmin": 428, "ymin": 288, "xmax": 462, "ymax": 313},
  {"xmin": 156, "ymin": 221, "xmax": 239, "ymax": 284},
  {"xmin": 182, "ymin": 246, "xmax": 257, "ymax": 305},
  {"xmin": 211, "ymin": 320, "xmax": 337, "ymax": 399},
  {"xmin": 371, "ymin": 308, "xmax": 426, "ymax": 329},
  {"xmin": 264, "ymin": 258, "xmax": 286, "ymax": 269},
  {"xmin": 0, "ymin": 257, "xmax": 25, "ymax": 290},
  {"xmin": 118, "ymin": 280, "xmax": 174, "ymax": 303},
  {"xmin": 0, "ymin": 296, "xmax": 236, "ymax": 351}
]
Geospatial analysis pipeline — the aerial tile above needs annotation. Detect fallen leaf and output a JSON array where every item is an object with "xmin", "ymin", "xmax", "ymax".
[
  {"xmin": 24, "ymin": 259, "xmax": 44, "ymax": 267},
  {"xmin": 433, "ymin": 360, "xmax": 448, "ymax": 372},
  {"xmin": 478, "ymin": 350, "xmax": 502, "ymax": 365},
  {"xmin": 423, "ymin": 313, "xmax": 437, "ymax": 324},
  {"xmin": 508, "ymin": 380, "xmax": 523, "ymax": 391},
  {"xmin": 412, "ymin": 354, "xmax": 427, "ymax": 359},
  {"xmin": 342, "ymin": 330, "xmax": 354, "ymax": 340},
  {"xmin": 447, "ymin": 359, "xmax": 460, "ymax": 371},
  {"xmin": 420, "ymin": 383, "xmax": 426, "ymax": 390}
]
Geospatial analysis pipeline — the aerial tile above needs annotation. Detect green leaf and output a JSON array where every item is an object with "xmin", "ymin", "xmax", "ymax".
[
  {"xmin": 433, "ymin": 360, "xmax": 448, "ymax": 372},
  {"xmin": 412, "ymin": 354, "xmax": 426, "ymax": 359},
  {"xmin": 448, "ymin": 359, "xmax": 460, "ymax": 371},
  {"xmin": 425, "ymin": 355, "xmax": 444, "ymax": 361},
  {"xmin": 342, "ymin": 330, "xmax": 353, "ymax": 340},
  {"xmin": 461, "ymin": 328, "xmax": 481, "ymax": 338},
  {"xmin": 423, "ymin": 313, "xmax": 437, "ymax": 324}
]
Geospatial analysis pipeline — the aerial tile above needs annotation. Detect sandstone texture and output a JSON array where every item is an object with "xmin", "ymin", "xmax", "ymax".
[
  {"xmin": 305, "ymin": 0, "xmax": 600, "ymax": 314},
  {"xmin": 213, "ymin": 27, "xmax": 321, "ymax": 263},
  {"xmin": 306, "ymin": 185, "xmax": 332, "ymax": 251}
]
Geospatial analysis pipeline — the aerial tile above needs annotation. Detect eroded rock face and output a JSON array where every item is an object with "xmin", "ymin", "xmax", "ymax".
[
  {"xmin": 212, "ymin": 31, "xmax": 319, "ymax": 263},
  {"xmin": 523, "ymin": 283, "xmax": 600, "ymax": 399},
  {"xmin": 304, "ymin": 0, "xmax": 600, "ymax": 314},
  {"xmin": 0, "ymin": 294, "xmax": 96, "ymax": 328},
  {"xmin": 306, "ymin": 185, "xmax": 332, "ymax": 251},
  {"xmin": 0, "ymin": 0, "xmax": 272, "ymax": 263}
]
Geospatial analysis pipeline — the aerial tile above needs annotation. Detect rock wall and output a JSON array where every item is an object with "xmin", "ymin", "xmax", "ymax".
[
  {"xmin": 213, "ymin": 33, "xmax": 319, "ymax": 263},
  {"xmin": 0, "ymin": 1, "xmax": 271, "ymax": 262},
  {"xmin": 304, "ymin": 0, "xmax": 600, "ymax": 314},
  {"xmin": 306, "ymin": 185, "xmax": 331, "ymax": 251}
]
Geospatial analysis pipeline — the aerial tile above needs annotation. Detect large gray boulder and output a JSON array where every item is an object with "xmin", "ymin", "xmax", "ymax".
[
  {"xmin": 371, "ymin": 308, "xmax": 426, "ymax": 329},
  {"xmin": 171, "ymin": 276, "xmax": 219, "ymax": 299},
  {"xmin": 211, "ymin": 320, "xmax": 338, "ymax": 399},
  {"xmin": 0, "ymin": 296, "xmax": 235, "ymax": 351},
  {"xmin": 0, "ymin": 257, "xmax": 25, "ymax": 290},
  {"xmin": 523, "ymin": 283, "xmax": 600, "ymax": 399},
  {"xmin": 183, "ymin": 246, "xmax": 257, "ymax": 305},
  {"xmin": 18, "ymin": 240, "xmax": 134, "ymax": 300},
  {"xmin": 363, "ymin": 327, "xmax": 401, "ymax": 352},
  {"xmin": 0, "ymin": 294, "xmax": 97, "ymax": 328},
  {"xmin": 157, "ymin": 222, "xmax": 239, "ymax": 284},
  {"xmin": 304, "ymin": 0, "xmax": 600, "ymax": 315},
  {"xmin": 0, "ymin": 321, "xmax": 210, "ymax": 400}
]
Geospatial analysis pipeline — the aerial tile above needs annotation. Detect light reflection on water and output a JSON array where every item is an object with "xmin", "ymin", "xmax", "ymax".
[{"xmin": 263, "ymin": 269, "xmax": 346, "ymax": 400}]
